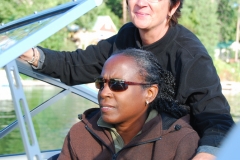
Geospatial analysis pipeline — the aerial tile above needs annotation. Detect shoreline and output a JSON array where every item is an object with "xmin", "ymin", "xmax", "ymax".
[{"xmin": 221, "ymin": 81, "xmax": 240, "ymax": 95}]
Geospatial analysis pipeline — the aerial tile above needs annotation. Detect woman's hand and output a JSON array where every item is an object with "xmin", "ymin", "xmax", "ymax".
[
  {"xmin": 192, "ymin": 153, "xmax": 216, "ymax": 160},
  {"xmin": 19, "ymin": 48, "xmax": 39, "ymax": 67}
]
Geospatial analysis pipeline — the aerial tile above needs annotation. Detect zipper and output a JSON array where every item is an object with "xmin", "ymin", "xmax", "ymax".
[
  {"xmin": 86, "ymin": 125, "xmax": 120, "ymax": 160},
  {"xmin": 112, "ymin": 153, "xmax": 118, "ymax": 160},
  {"xmin": 114, "ymin": 137, "xmax": 162, "ymax": 159},
  {"xmin": 123, "ymin": 137, "xmax": 162, "ymax": 150},
  {"xmin": 86, "ymin": 125, "xmax": 162, "ymax": 160},
  {"xmin": 85, "ymin": 125, "xmax": 114, "ymax": 154}
]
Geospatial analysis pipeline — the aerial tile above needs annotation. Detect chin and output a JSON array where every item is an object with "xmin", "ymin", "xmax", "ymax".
[
  {"xmin": 102, "ymin": 115, "xmax": 116, "ymax": 124},
  {"xmin": 132, "ymin": 21, "xmax": 150, "ymax": 29}
]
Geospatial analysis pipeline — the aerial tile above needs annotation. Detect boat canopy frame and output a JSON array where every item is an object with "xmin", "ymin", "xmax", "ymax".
[{"xmin": 0, "ymin": 0, "xmax": 102, "ymax": 159}]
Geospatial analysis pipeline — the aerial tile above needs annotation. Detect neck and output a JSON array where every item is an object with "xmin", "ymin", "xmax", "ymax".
[
  {"xmin": 115, "ymin": 112, "xmax": 147, "ymax": 145},
  {"xmin": 139, "ymin": 25, "xmax": 169, "ymax": 46}
]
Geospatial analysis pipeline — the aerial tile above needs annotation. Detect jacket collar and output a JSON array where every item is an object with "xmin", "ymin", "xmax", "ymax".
[
  {"xmin": 81, "ymin": 108, "xmax": 163, "ymax": 145},
  {"xmin": 80, "ymin": 108, "xmax": 191, "ymax": 146},
  {"xmin": 97, "ymin": 109, "xmax": 158, "ymax": 130}
]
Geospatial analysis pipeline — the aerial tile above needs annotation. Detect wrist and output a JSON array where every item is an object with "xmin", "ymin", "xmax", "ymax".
[
  {"xmin": 27, "ymin": 48, "xmax": 36, "ymax": 64},
  {"xmin": 27, "ymin": 48, "xmax": 39, "ymax": 66}
]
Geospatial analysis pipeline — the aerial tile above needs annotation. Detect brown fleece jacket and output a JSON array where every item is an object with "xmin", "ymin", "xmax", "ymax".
[{"xmin": 58, "ymin": 108, "xmax": 199, "ymax": 160}]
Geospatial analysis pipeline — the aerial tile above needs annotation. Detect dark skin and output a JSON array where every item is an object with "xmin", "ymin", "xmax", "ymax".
[{"xmin": 98, "ymin": 54, "xmax": 158, "ymax": 145}]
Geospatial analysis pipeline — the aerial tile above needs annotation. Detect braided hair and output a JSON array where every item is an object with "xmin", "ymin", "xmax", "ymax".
[{"xmin": 112, "ymin": 48, "xmax": 189, "ymax": 119}]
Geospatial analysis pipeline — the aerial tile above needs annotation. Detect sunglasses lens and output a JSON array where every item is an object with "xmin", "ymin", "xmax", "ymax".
[
  {"xmin": 95, "ymin": 78, "xmax": 104, "ymax": 89},
  {"xmin": 95, "ymin": 78, "xmax": 129, "ymax": 91},
  {"xmin": 109, "ymin": 79, "xmax": 128, "ymax": 91}
]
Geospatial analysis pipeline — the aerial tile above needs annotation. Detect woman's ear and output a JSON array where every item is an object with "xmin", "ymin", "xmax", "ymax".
[
  {"xmin": 169, "ymin": 1, "xmax": 180, "ymax": 16},
  {"xmin": 146, "ymin": 84, "xmax": 158, "ymax": 103}
]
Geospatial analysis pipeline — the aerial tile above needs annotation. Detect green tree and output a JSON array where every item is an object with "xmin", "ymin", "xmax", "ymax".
[
  {"xmin": 179, "ymin": 0, "xmax": 219, "ymax": 56},
  {"xmin": 105, "ymin": 0, "xmax": 123, "ymax": 19},
  {"xmin": 217, "ymin": 0, "xmax": 237, "ymax": 43},
  {"xmin": 0, "ymin": 0, "xmax": 121, "ymax": 50},
  {"xmin": 0, "ymin": 0, "xmax": 29, "ymax": 23},
  {"xmin": 0, "ymin": 0, "xmax": 74, "ymax": 50},
  {"xmin": 0, "ymin": 0, "xmax": 69, "ymax": 24}
]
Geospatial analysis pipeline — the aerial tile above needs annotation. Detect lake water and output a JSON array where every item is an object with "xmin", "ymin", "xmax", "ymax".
[
  {"xmin": 0, "ymin": 85, "xmax": 98, "ymax": 155},
  {"xmin": 0, "ymin": 84, "xmax": 240, "ymax": 156}
]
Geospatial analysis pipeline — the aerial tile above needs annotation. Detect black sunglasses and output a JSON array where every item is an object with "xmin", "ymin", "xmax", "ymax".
[{"xmin": 95, "ymin": 77, "xmax": 152, "ymax": 92}]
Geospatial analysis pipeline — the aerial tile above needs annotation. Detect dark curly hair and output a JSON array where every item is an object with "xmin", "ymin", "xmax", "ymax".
[
  {"xmin": 126, "ymin": 0, "xmax": 184, "ymax": 27},
  {"xmin": 112, "ymin": 48, "xmax": 189, "ymax": 118}
]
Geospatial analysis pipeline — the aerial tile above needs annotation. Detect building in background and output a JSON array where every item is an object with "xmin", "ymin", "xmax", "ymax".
[{"xmin": 71, "ymin": 15, "xmax": 117, "ymax": 49}]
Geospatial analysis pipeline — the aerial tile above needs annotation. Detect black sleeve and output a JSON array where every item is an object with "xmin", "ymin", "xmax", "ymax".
[
  {"xmin": 178, "ymin": 53, "xmax": 235, "ymax": 147},
  {"xmin": 37, "ymin": 35, "xmax": 116, "ymax": 85}
]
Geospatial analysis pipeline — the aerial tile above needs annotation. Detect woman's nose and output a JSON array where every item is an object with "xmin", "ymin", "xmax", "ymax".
[
  {"xmin": 98, "ymin": 82, "xmax": 112, "ymax": 98},
  {"xmin": 136, "ymin": 0, "xmax": 148, "ymax": 6}
]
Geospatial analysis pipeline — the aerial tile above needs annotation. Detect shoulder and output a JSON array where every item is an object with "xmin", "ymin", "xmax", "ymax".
[
  {"xmin": 174, "ymin": 116, "xmax": 199, "ymax": 149},
  {"xmin": 162, "ymin": 114, "xmax": 198, "ymax": 136},
  {"xmin": 172, "ymin": 115, "xmax": 193, "ymax": 130},
  {"xmin": 158, "ymin": 114, "xmax": 199, "ymax": 157},
  {"xmin": 113, "ymin": 22, "xmax": 138, "ymax": 49},
  {"xmin": 116, "ymin": 22, "xmax": 137, "ymax": 37},
  {"xmin": 172, "ymin": 115, "xmax": 199, "ymax": 139},
  {"xmin": 172, "ymin": 24, "xmax": 209, "ymax": 58},
  {"xmin": 175, "ymin": 24, "xmax": 202, "ymax": 44},
  {"xmin": 69, "ymin": 108, "xmax": 100, "ymax": 135},
  {"xmin": 118, "ymin": 22, "xmax": 136, "ymax": 31}
]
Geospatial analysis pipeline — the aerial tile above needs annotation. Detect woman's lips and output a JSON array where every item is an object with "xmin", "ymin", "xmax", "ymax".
[
  {"xmin": 135, "ymin": 11, "xmax": 149, "ymax": 17},
  {"xmin": 100, "ymin": 105, "xmax": 115, "ymax": 112}
]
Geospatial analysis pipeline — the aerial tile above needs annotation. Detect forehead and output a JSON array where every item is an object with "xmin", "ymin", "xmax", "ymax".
[{"xmin": 102, "ymin": 54, "xmax": 141, "ymax": 79}]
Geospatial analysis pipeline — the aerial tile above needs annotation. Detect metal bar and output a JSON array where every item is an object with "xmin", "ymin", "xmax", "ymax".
[
  {"xmin": 0, "ymin": 1, "xmax": 83, "ymax": 34},
  {"xmin": 0, "ymin": 1, "xmax": 102, "ymax": 158},
  {"xmin": 0, "ymin": 0, "xmax": 103, "ymax": 68},
  {"xmin": 16, "ymin": 59, "xmax": 98, "ymax": 104},
  {"xmin": 4, "ymin": 60, "xmax": 41, "ymax": 160}
]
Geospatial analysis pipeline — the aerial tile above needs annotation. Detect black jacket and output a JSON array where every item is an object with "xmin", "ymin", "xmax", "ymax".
[{"xmin": 38, "ymin": 22, "xmax": 234, "ymax": 147}]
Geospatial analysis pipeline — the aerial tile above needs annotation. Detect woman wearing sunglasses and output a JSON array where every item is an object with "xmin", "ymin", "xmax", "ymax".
[
  {"xmin": 58, "ymin": 48, "xmax": 199, "ymax": 160},
  {"xmin": 20, "ymin": 0, "xmax": 234, "ymax": 159}
]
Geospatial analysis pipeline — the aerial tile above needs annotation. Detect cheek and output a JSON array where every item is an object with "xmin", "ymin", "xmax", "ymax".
[
  {"xmin": 118, "ymin": 89, "xmax": 146, "ymax": 109},
  {"xmin": 97, "ymin": 92, "xmax": 101, "ymax": 102},
  {"xmin": 127, "ymin": 2, "xmax": 134, "ymax": 13}
]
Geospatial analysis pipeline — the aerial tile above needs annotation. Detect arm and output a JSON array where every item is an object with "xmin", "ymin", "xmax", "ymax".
[
  {"xmin": 20, "ymin": 35, "xmax": 116, "ymax": 85},
  {"xmin": 19, "ymin": 23, "xmax": 136, "ymax": 85},
  {"xmin": 177, "ymin": 54, "xmax": 235, "ymax": 150},
  {"xmin": 192, "ymin": 152, "xmax": 216, "ymax": 160},
  {"xmin": 19, "ymin": 48, "xmax": 40, "ymax": 67}
]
